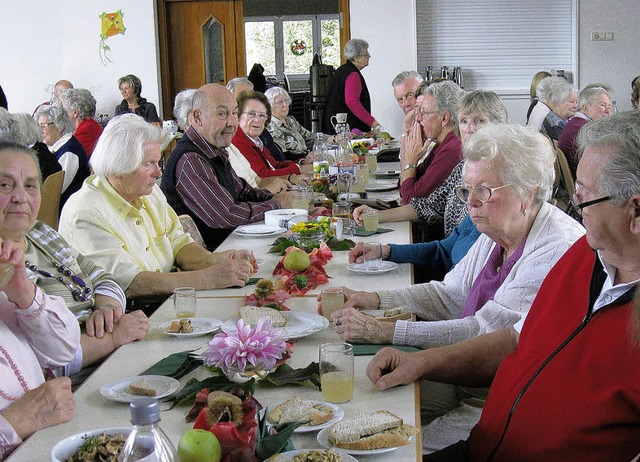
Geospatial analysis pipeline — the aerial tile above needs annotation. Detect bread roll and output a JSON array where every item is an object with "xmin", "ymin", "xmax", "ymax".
[{"xmin": 239, "ymin": 306, "xmax": 288, "ymax": 328}]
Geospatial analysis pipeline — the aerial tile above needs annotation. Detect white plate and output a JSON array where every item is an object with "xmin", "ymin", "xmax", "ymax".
[
  {"xmin": 374, "ymin": 169, "xmax": 400, "ymax": 178},
  {"xmin": 347, "ymin": 261, "xmax": 399, "ymax": 274},
  {"xmin": 99, "ymin": 375, "xmax": 180, "ymax": 403},
  {"xmin": 293, "ymin": 311, "xmax": 329, "ymax": 335},
  {"xmin": 222, "ymin": 311, "xmax": 317, "ymax": 340},
  {"xmin": 317, "ymin": 426, "xmax": 411, "ymax": 456},
  {"xmin": 264, "ymin": 400, "xmax": 344, "ymax": 434},
  {"xmin": 365, "ymin": 181, "xmax": 398, "ymax": 192},
  {"xmin": 266, "ymin": 449, "xmax": 357, "ymax": 462},
  {"xmin": 158, "ymin": 317, "xmax": 222, "ymax": 337},
  {"xmin": 234, "ymin": 224, "xmax": 286, "ymax": 237}
]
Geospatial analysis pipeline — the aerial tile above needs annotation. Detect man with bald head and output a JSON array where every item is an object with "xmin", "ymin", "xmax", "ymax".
[{"xmin": 161, "ymin": 83, "xmax": 294, "ymax": 250}]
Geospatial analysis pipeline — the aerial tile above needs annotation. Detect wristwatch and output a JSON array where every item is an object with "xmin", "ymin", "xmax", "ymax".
[{"xmin": 403, "ymin": 163, "xmax": 417, "ymax": 171}]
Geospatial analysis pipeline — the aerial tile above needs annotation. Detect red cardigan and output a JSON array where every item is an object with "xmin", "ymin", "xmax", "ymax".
[
  {"xmin": 232, "ymin": 128, "xmax": 300, "ymax": 178},
  {"xmin": 399, "ymin": 130, "xmax": 462, "ymax": 204},
  {"xmin": 74, "ymin": 118, "xmax": 103, "ymax": 157},
  {"xmin": 469, "ymin": 237, "xmax": 640, "ymax": 462}
]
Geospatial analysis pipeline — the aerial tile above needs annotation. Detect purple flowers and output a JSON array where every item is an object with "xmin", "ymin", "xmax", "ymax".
[{"xmin": 204, "ymin": 318, "xmax": 286, "ymax": 374}]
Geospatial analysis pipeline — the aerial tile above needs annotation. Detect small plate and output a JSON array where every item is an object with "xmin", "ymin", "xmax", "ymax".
[
  {"xmin": 265, "ymin": 401, "xmax": 344, "ymax": 434},
  {"xmin": 365, "ymin": 181, "xmax": 398, "ymax": 192},
  {"xmin": 294, "ymin": 311, "xmax": 329, "ymax": 335},
  {"xmin": 234, "ymin": 224, "xmax": 286, "ymax": 237},
  {"xmin": 158, "ymin": 317, "xmax": 222, "ymax": 337},
  {"xmin": 99, "ymin": 375, "xmax": 180, "ymax": 403},
  {"xmin": 222, "ymin": 311, "xmax": 317, "ymax": 340},
  {"xmin": 374, "ymin": 169, "xmax": 400, "ymax": 178},
  {"xmin": 347, "ymin": 261, "xmax": 399, "ymax": 274},
  {"xmin": 317, "ymin": 426, "xmax": 411, "ymax": 456},
  {"xmin": 265, "ymin": 449, "xmax": 357, "ymax": 462}
]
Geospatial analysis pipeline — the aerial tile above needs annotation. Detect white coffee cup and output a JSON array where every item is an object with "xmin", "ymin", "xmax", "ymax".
[
  {"xmin": 330, "ymin": 113, "xmax": 348, "ymax": 129},
  {"xmin": 163, "ymin": 119, "xmax": 178, "ymax": 135}
]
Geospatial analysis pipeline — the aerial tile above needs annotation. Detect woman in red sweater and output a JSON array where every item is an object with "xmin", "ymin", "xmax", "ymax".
[{"xmin": 232, "ymin": 91, "xmax": 312, "ymax": 185}]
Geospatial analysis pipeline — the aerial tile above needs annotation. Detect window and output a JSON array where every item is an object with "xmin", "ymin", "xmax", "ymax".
[
  {"xmin": 416, "ymin": 0, "xmax": 576, "ymax": 92},
  {"xmin": 245, "ymin": 15, "xmax": 340, "ymax": 80}
]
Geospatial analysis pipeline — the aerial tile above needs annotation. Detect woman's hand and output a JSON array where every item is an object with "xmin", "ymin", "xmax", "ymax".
[
  {"xmin": 86, "ymin": 297, "xmax": 124, "ymax": 338},
  {"xmin": 352, "ymin": 205, "xmax": 374, "ymax": 225},
  {"xmin": 341, "ymin": 287, "xmax": 380, "ymax": 310},
  {"xmin": 348, "ymin": 242, "xmax": 390, "ymax": 264},
  {"xmin": 0, "ymin": 238, "xmax": 36, "ymax": 310},
  {"xmin": 111, "ymin": 310, "xmax": 149, "ymax": 348},
  {"xmin": 0, "ymin": 377, "xmax": 75, "ymax": 439},
  {"xmin": 332, "ymin": 307, "xmax": 395, "ymax": 344},
  {"xmin": 401, "ymin": 122, "xmax": 431, "ymax": 166}
]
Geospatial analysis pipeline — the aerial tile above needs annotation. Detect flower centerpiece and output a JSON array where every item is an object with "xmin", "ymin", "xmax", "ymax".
[
  {"xmin": 204, "ymin": 318, "xmax": 287, "ymax": 381},
  {"xmin": 289, "ymin": 220, "xmax": 328, "ymax": 250}
]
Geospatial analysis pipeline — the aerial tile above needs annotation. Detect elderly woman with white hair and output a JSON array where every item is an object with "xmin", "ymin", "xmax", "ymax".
[
  {"xmin": 10, "ymin": 111, "xmax": 62, "ymax": 180},
  {"xmin": 323, "ymin": 38, "xmax": 380, "ymax": 134},
  {"xmin": 34, "ymin": 105, "xmax": 89, "ymax": 206},
  {"xmin": 558, "ymin": 83, "xmax": 613, "ymax": 177},
  {"xmin": 324, "ymin": 123, "xmax": 585, "ymax": 452},
  {"xmin": 527, "ymin": 76, "xmax": 578, "ymax": 141},
  {"xmin": 172, "ymin": 88, "xmax": 198, "ymax": 131},
  {"xmin": 265, "ymin": 86, "xmax": 335, "ymax": 156},
  {"xmin": 59, "ymin": 114, "xmax": 256, "ymax": 304},
  {"xmin": 59, "ymin": 88, "xmax": 103, "ymax": 157}
]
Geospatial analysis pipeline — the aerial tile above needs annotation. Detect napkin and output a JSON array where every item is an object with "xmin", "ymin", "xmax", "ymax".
[
  {"xmin": 140, "ymin": 350, "xmax": 203, "ymax": 379},
  {"xmin": 353, "ymin": 344, "xmax": 420, "ymax": 356},
  {"xmin": 354, "ymin": 226, "xmax": 394, "ymax": 237}
]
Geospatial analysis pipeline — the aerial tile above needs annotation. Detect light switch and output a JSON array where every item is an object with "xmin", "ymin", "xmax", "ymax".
[{"xmin": 591, "ymin": 32, "xmax": 614, "ymax": 41}]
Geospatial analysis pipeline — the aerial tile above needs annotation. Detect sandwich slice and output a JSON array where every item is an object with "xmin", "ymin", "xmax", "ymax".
[
  {"xmin": 327, "ymin": 410, "xmax": 418, "ymax": 450},
  {"xmin": 128, "ymin": 378, "xmax": 157, "ymax": 397},
  {"xmin": 267, "ymin": 396, "xmax": 334, "ymax": 426},
  {"xmin": 239, "ymin": 305, "xmax": 288, "ymax": 328}
]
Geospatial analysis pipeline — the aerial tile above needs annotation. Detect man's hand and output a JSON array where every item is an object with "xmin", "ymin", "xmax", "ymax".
[
  {"xmin": 202, "ymin": 258, "xmax": 253, "ymax": 288},
  {"xmin": 352, "ymin": 205, "xmax": 374, "ymax": 226},
  {"xmin": 274, "ymin": 190, "xmax": 295, "ymax": 208},
  {"xmin": 332, "ymin": 307, "xmax": 395, "ymax": 344},
  {"xmin": 0, "ymin": 377, "xmax": 75, "ymax": 439},
  {"xmin": 366, "ymin": 347, "xmax": 422, "ymax": 390}
]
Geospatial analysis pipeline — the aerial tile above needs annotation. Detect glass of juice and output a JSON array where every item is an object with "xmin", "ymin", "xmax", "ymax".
[
  {"xmin": 366, "ymin": 152, "xmax": 377, "ymax": 173},
  {"xmin": 363, "ymin": 210, "xmax": 379, "ymax": 232},
  {"xmin": 319, "ymin": 342, "xmax": 354, "ymax": 403},
  {"xmin": 173, "ymin": 287, "xmax": 196, "ymax": 318},
  {"xmin": 291, "ymin": 190, "xmax": 310, "ymax": 211},
  {"xmin": 321, "ymin": 287, "xmax": 344, "ymax": 321}
]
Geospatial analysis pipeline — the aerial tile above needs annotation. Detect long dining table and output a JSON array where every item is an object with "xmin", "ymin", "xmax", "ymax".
[{"xmin": 9, "ymin": 167, "xmax": 424, "ymax": 461}]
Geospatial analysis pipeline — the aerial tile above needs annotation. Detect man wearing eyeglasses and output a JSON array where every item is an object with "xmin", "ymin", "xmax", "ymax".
[
  {"xmin": 161, "ymin": 83, "xmax": 294, "ymax": 250},
  {"xmin": 392, "ymin": 71, "xmax": 424, "ymax": 116},
  {"xmin": 366, "ymin": 110, "xmax": 640, "ymax": 461}
]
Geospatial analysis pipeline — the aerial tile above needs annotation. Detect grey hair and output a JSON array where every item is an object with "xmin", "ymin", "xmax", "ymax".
[
  {"xmin": 90, "ymin": 114, "xmax": 169, "ymax": 178},
  {"xmin": 463, "ymin": 123, "xmax": 555, "ymax": 205},
  {"xmin": 0, "ymin": 140, "xmax": 42, "ymax": 181},
  {"xmin": 60, "ymin": 88, "xmax": 97, "ymax": 119},
  {"xmin": 264, "ymin": 87, "xmax": 291, "ymax": 107},
  {"xmin": 117, "ymin": 74, "xmax": 142, "ymax": 97},
  {"xmin": 12, "ymin": 113, "xmax": 42, "ymax": 145},
  {"xmin": 578, "ymin": 86, "xmax": 611, "ymax": 111},
  {"xmin": 536, "ymin": 76, "xmax": 576, "ymax": 106},
  {"xmin": 173, "ymin": 89, "xmax": 197, "ymax": 130},
  {"xmin": 0, "ymin": 108, "xmax": 18, "ymax": 141},
  {"xmin": 577, "ymin": 110, "xmax": 640, "ymax": 206},
  {"xmin": 459, "ymin": 90, "xmax": 509, "ymax": 124},
  {"xmin": 421, "ymin": 80, "xmax": 465, "ymax": 127},
  {"xmin": 226, "ymin": 77, "xmax": 253, "ymax": 93},
  {"xmin": 344, "ymin": 39, "xmax": 369, "ymax": 61},
  {"xmin": 34, "ymin": 105, "xmax": 73, "ymax": 135},
  {"xmin": 392, "ymin": 71, "xmax": 423, "ymax": 88}
]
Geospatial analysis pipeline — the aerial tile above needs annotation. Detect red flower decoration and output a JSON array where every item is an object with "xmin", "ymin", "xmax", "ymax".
[{"xmin": 272, "ymin": 243, "xmax": 333, "ymax": 295}]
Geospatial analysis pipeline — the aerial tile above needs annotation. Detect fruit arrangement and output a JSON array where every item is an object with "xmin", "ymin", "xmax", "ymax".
[{"xmin": 272, "ymin": 244, "xmax": 333, "ymax": 295}]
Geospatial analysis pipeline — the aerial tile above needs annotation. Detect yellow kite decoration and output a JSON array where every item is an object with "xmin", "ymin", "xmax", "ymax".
[{"xmin": 99, "ymin": 10, "xmax": 126, "ymax": 65}]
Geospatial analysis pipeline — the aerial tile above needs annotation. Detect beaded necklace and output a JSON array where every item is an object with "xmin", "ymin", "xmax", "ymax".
[
  {"xmin": 0, "ymin": 345, "xmax": 30, "ymax": 401},
  {"xmin": 25, "ymin": 259, "xmax": 92, "ymax": 302}
]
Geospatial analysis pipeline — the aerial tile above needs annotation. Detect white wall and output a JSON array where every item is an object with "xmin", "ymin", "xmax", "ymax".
[
  {"xmin": 349, "ymin": 0, "xmax": 417, "ymax": 136},
  {"xmin": 0, "ymin": 1, "xmax": 160, "ymax": 117}
]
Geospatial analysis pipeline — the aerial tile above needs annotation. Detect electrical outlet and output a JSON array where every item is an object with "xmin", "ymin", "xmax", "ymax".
[{"xmin": 591, "ymin": 32, "xmax": 614, "ymax": 41}]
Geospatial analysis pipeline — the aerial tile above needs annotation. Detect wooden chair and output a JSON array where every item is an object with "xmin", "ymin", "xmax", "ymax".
[
  {"xmin": 37, "ymin": 170, "xmax": 65, "ymax": 230},
  {"xmin": 553, "ymin": 146, "xmax": 577, "ymax": 216}
]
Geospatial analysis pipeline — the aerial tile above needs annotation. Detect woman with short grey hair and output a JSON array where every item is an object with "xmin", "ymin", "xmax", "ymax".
[
  {"xmin": 34, "ymin": 105, "xmax": 89, "ymax": 205},
  {"xmin": 322, "ymin": 38, "xmax": 379, "ymax": 134},
  {"xmin": 12, "ymin": 112, "xmax": 62, "ymax": 180},
  {"xmin": 60, "ymin": 88, "xmax": 103, "ymax": 156},
  {"xmin": 527, "ymin": 76, "xmax": 578, "ymax": 141},
  {"xmin": 172, "ymin": 88, "xmax": 197, "ymax": 131},
  {"xmin": 114, "ymin": 74, "xmax": 161, "ymax": 125}
]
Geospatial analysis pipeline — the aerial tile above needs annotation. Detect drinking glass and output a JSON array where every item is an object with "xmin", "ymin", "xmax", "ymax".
[
  {"xmin": 364, "ymin": 242, "xmax": 383, "ymax": 270},
  {"xmin": 332, "ymin": 201, "xmax": 351, "ymax": 219},
  {"xmin": 366, "ymin": 151, "xmax": 378, "ymax": 173},
  {"xmin": 291, "ymin": 189, "xmax": 311, "ymax": 211},
  {"xmin": 319, "ymin": 342, "xmax": 354, "ymax": 403},
  {"xmin": 173, "ymin": 287, "xmax": 196, "ymax": 318},
  {"xmin": 363, "ymin": 210, "xmax": 379, "ymax": 232},
  {"xmin": 321, "ymin": 287, "xmax": 344, "ymax": 321}
]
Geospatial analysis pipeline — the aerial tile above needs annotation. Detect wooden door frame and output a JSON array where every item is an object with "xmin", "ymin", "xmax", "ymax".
[{"xmin": 156, "ymin": 0, "xmax": 246, "ymax": 120}]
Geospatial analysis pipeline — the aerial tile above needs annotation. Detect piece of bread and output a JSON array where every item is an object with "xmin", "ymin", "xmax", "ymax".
[
  {"xmin": 167, "ymin": 321, "xmax": 181, "ymax": 333},
  {"xmin": 128, "ymin": 379, "xmax": 157, "ymax": 396},
  {"xmin": 240, "ymin": 306, "xmax": 288, "ymax": 328},
  {"xmin": 328, "ymin": 410, "xmax": 418, "ymax": 450},
  {"xmin": 267, "ymin": 396, "xmax": 334, "ymax": 426},
  {"xmin": 179, "ymin": 319, "xmax": 193, "ymax": 333}
]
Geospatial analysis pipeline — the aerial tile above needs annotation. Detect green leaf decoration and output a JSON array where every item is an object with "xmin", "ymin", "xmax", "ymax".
[
  {"xmin": 168, "ymin": 376, "xmax": 256, "ymax": 409},
  {"xmin": 255, "ymin": 407, "xmax": 306, "ymax": 460},
  {"xmin": 140, "ymin": 350, "xmax": 203, "ymax": 379},
  {"xmin": 269, "ymin": 237, "xmax": 355, "ymax": 255},
  {"xmin": 260, "ymin": 362, "xmax": 321, "ymax": 389}
]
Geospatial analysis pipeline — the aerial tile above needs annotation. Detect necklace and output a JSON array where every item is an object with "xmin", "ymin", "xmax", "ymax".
[
  {"xmin": 25, "ymin": 259, "xmax": 92, "ymax": 302},
  {"xmin": 0, "ymin": 345, "xmax": 31, "ymax": 401}
]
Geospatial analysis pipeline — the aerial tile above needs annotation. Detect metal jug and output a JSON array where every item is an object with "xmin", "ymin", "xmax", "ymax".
[
  {"xmin": 441, "ymin": 66, "xmax": 449, "ymax": 80},
  {"xmin": 452, "ymin": 67, "xmax": 464, "ymax": 88}
]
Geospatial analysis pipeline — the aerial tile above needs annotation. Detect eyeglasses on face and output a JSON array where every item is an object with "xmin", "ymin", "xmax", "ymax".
[
  {"xmin": 571, "ymin": 181, "xmax": 611, "ymax": 214},
  {"xmin": 243, "ymin": 111, "xmax": 268, "ymax": 121},
  {"xmin": 416, "ymin": 107, "xmax": 440, "ymax": 118},
  {"xmin": 39, "ymin": 122, "xmax": 55, "ymax": 129},
  {"xmin": 455, "ymin": 184, "xmax": 511, "ymax": 203}
]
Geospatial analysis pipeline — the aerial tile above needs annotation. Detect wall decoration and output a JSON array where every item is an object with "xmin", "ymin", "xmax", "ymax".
[
  {"xmin": 290, "ymin": 39, "xmax": 307, "ymax": 56},
  {"xmin": 99, "ymin": 10, "xmax": 126, "ymax": 66}
]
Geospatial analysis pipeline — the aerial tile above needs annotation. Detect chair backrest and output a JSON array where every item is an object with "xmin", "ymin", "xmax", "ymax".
[
  {"xmin": 178, "ymin": 214, "xmax": 206, "ymax": 247},
  {"xmin": 555, "ymin": 146, "xmax": 576, "ymax": 199},
  {"xmin": 37, "ymin": 170, "xmax": 65, "ymax": 230}
]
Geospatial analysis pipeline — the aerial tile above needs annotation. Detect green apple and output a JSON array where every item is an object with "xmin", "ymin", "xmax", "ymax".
[
  {"xmin": 177, "ymin": 429, "xmax": 222, "ymax": 462},
  {"xmin": 283, "ymin": 248, "xmax": 311, "ymax": 272}
]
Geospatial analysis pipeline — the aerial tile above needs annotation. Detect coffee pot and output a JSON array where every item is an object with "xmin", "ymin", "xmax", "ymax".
[{"xmin": 452, "ymin": 67, "xmax": 464, "ymax": 88}]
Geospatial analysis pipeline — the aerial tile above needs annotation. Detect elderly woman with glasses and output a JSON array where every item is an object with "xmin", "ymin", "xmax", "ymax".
[
  {"xmin": 400, "ymin": 80, "xmax": 465, "ymax": 204},
  {"xmin": 323, "ymin": 38, "xmax": 380, "ymax": 135},
  {"xmin": 558, "ymin": 84, "xmax": 613, "ymax": 178},
  {"xmin": 33, "ymin": 105, "xmax": 90, "ymax": 207},
  {"xmin": 322, "ymin": 123, "xmax": 585, "ymax": 453},
  {"xmin": 265, "ymin": 86, "xmax": 334, "ymax": 157},
  {"xmin": 231, "ymin": 91, "xmax": 312, "ymax": 184}
]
